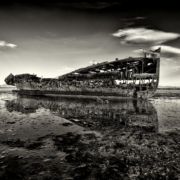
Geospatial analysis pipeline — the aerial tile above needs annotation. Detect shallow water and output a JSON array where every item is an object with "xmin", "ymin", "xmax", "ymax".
[{"xmin": 0, "ymin": 92, "xmax": 180, "ymax": 179}]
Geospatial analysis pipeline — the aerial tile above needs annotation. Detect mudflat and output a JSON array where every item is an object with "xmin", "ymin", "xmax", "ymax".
[{"xmin": 0, "ymin": 90, "xmax": 179, "ymax": 179}]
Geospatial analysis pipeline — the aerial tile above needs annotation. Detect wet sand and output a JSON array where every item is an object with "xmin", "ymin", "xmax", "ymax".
[{"xmin": 0, "ymin": 91, "xmax": 180, "ymax": 179}]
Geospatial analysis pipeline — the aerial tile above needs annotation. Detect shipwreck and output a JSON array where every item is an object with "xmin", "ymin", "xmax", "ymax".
[{"xmin": 5, "ymin": 48, "xmax": 160, "ymax": 99}]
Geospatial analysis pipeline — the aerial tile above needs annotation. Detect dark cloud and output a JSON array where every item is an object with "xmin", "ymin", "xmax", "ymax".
[{"xmin": 0, "ymin": 0, "xmax": 179, "ymax": 11}]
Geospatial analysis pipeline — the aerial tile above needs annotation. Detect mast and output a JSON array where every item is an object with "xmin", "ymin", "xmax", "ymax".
[{"xmin": 155, "ymin": 49, "xmax": 161, "ymax": 89}]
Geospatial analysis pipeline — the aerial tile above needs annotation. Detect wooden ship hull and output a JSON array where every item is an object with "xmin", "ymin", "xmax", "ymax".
[{"xmin": 5, "ymin": 49, "xmax": 161, "ymax": 99}]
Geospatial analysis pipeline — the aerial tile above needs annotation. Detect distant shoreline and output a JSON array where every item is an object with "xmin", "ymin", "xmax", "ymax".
[
  {"xmin": 154, "ymin": 88, "xmax": 180, "ymax": 97},
  {"xmin": 158, "ymin": 87, "xmax": 180, "ymax": 90},
  {"xmin": 0, "ymin": 87, "xmax": 16, "ymax": 92}
]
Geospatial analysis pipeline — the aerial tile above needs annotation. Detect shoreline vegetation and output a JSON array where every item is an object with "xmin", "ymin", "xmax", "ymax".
[{"xmin": 155, "ymin": 87, "xmax": 180, "ymax": 97}]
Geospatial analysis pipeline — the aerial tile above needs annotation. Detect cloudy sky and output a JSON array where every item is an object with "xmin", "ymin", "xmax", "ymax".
[{"xmin": 0, "ymin": 1, "xmax": 180, "ymax": 86}]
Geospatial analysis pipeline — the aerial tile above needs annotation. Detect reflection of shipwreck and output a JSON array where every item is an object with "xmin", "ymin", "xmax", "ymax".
[
  {"xmin": 5, "ymin": 96, "xmax": 158, "ymax": 133},
  {"xmin": 5, "ymin": 49, "xmax": 160, "ymax": 99}
]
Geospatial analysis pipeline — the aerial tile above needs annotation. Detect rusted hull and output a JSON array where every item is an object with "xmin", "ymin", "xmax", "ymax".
[
  {"xmin": 5, "ymin": 49, "xmax": 161, "ymax": 99},
  {"xmin": 13, "ymin": 86, "xmax": 156, "ymax": 99}
]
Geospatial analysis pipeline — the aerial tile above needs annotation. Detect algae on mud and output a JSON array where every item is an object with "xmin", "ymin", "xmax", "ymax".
[{"xmin": 0, "ymin": 92, "xmax": 180, "ymax": 179}]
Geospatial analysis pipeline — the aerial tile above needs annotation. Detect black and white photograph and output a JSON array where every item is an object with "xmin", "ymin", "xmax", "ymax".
[{"xmin": 0, "ymin": 0, "xmax": 180, "ymax": 179}]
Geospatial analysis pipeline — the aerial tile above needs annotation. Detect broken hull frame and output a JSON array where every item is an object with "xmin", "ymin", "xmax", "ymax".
[{"xmin": 5, "ymin": 51, "xmax": 160, "ymax": 99}]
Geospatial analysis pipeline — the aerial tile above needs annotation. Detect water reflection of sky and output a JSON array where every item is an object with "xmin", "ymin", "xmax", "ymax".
[
  {"xmin": 1, "ymin": 93, "xmax": 180, "ymax": 134},
  {"xmin": 1, "ymin": 93, "xmax": 158, "ymax": 131},
  {"xmin": 0, "ymin": 92, "xmax": 180, "ymax": 179},
  {"xmin": 152, "ymin": 98, "xmax": 180, "ymax": 133}
]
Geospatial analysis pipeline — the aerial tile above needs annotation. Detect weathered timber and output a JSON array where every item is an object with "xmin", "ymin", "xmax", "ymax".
[{"xmin": 5, "ymin": 48, "xmax": 161, "ymax": 99}]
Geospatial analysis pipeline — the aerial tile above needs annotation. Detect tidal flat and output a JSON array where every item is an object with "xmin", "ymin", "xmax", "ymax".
[{"xmin": 0, "ymin": 91, "xmax": 180, "ymax": 180}]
